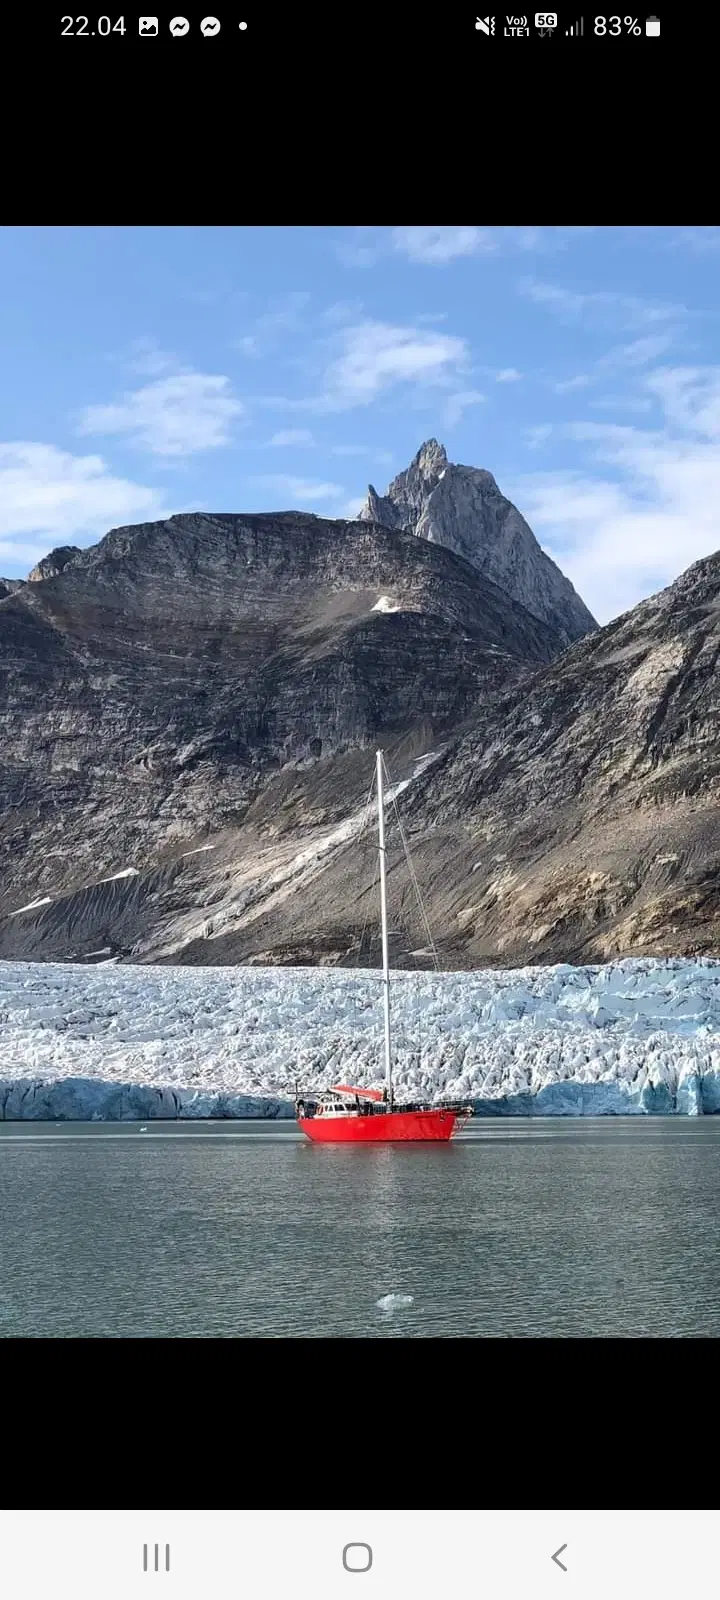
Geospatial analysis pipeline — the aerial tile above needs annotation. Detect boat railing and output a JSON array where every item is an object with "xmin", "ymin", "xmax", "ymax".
[{"xmin": 296, "ymin": 1096, "xmax": 473, "ymax": 1120}]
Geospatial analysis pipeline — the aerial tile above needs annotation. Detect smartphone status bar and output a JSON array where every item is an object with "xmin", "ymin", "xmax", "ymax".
[
  {"xmin": 54, "ymin": 9, "xmax": 664, "ymax": 41},
  {"xmin": 474, "ymin": 12, "xmax": 662, "ymax": 37}
]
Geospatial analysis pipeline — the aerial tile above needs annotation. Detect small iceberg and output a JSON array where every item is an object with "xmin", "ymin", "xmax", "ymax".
[{"xmin": 376, "ymin": 1293, "xmax": 414, "ymax": 1312}]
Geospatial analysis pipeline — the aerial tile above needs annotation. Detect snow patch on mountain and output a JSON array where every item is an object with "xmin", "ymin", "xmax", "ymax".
[{"xmin": 9, "ymin": 897, "xmax": 53, "ymax": 917}]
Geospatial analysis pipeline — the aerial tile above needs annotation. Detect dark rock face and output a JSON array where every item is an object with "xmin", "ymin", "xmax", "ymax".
[
  {"xmin": 0, "ymin": 509, "xmax": 560, "ymax": 963},
  {"xmin": 358, "ymin": 439, "xmax": 597, "ymax": 646},
  {"xmin": 156, "ymin": 550, "xmax": 720, "ymax": 974},
  {"xmin": 0, "ymin": 577, "xmax": 24, "ymax": 600},
  {"xmin": 400, "ymin": 551, "xmax": 720, "ymax": 966},
  {"xmin": 27, "ymin": 546, "xmax": 82, "ymax": 583},
  {"xmin": 4, "ymin": 499, "xmax": 711, "ymax": 976}
]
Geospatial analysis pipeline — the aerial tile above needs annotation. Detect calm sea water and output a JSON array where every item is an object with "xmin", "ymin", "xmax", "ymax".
[{"xmin": 1, "ymin": 1119, "xmax": 719, "ymax": 1337}]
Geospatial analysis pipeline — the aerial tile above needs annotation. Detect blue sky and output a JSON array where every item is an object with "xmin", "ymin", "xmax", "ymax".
[{"xmin": 2, "ymin": 223, "xmax": 720, "ymax": 621}]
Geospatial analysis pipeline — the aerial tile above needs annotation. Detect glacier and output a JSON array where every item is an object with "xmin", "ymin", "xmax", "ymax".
[{"xmin": 2, "ymin": 956, "xmax": 720, "ymax": 1120}]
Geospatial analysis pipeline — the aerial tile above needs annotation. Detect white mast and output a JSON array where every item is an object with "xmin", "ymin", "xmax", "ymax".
[{"xmin": 376, "ymin": 749, "xmax": 393, "ymax": 1108}]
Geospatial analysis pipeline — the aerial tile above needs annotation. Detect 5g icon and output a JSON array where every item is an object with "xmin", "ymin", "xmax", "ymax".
[{"xmin": 535, "ymin": 10, "xmax": 557, "ymax": 23}]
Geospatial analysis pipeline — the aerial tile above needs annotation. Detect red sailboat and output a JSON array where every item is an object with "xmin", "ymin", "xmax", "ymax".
[{"xmin": 296, "ymin": 751, "xmax": 472, "ymax": 1144}]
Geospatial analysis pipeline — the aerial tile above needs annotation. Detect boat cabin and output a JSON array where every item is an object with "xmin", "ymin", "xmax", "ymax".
[{"xmin": 296, "ymin": 1084, "xmax": 388, "ymax": 1120}]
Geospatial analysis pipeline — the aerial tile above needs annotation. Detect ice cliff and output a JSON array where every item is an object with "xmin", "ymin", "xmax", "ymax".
[{"xmin": 2, "ymin": 956, "xmax": 720, "ymax": 1119}]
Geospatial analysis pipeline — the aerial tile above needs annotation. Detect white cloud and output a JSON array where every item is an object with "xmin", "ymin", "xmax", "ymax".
[
  {"xmin": 255, "ymin": 320, "xmax": 466, "ymax": 417},
  {"xmin": 519, "ymin": 278, "xmax": 686, "ymax": 331},
  {"xmin": 239, "ymin": 293, "xmax": 310, "ymax": 349},
  {"xmin": 598, "ymin": 334, "xmax": 675, "ymax": 370},
  {"xmin": 391, "ymin": 227, "xmax": 494, "ymax": 265},
  {"xmin": 588, "ymin": 394, "xmax": 655, "ymax": 415},
  {"xmin": 525, "ymin": 425, "xmax": 553, "ymax": 449},
  {"xmin": 250, "ymin": 475, "xmax": 345, "ymax": 504},
  {"xmin": 78, "ymin": 372, "xmax": 244, "ymax": 456},
  {"xmin": 551, "ymin": 335, "xmax": 677, "ymax": 398},
  {"xmin": 443, "ymin": 389, "xmax": 486, "ymax": 427},
  {"xmin": 335, "ymin": 229, "xmax": 383, "ymax": 268},
  {"xmin": 551, "ymin": 337, "xmax": 676, "ymax": 398},
  {"xmin": 495, "ymin": 367, "xmax": 522, "ymax": 382},
  {"xmin": 268, "ymin": 429, "xmax": 315, "ymax": 448},
  {"xmin": 0, "ymin": 443, "xmax": 170, "ymax": 574},
  {"xmin": 341, "ymin": 225, "xmax": 595, "ymax": 271},
  {"xmin": 320, "ymin": 320, "xmax": 468, "ymax": 410},
  {"xmin": 643, "ymin": 366, "xmax": 720, "ymax": 435},
  {"xmin": 388, "ymin": 225, "xmax": 585, "ymax": 265},
  {"xmin": 510, "ymin": 226, "xmax": 597, "ymax": 253},
  {"xmin": 514, "ymin": 365, "xmax": 720, "ymax": 622},
  {"xmin": 339, "ymin": 495, "xmax": 367, "ymax": 519},
  {"xmin": 321, "ymin": 301, "xmax": 365, "ymax": 326},
  {"xmin": 259, "ymin": 292, "xmax": 310, "ymax": 327},
  {"xmin": 126, "ymin": 338, "xmax": 176, "ymax": 377},
  {"xmin": 553, "ymin": 375, "xmax": 593, "ymax": 393}
]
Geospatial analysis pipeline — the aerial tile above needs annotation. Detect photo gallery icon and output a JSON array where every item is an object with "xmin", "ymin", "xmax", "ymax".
[{"xmin": 138, "ymin": 16, "xmax": 158, "ymax": 32}]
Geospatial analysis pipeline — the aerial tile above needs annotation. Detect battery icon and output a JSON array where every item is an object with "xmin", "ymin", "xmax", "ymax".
[{"xmin": 645, "ymin": 14, "xmax": 660, "ymax": 32}]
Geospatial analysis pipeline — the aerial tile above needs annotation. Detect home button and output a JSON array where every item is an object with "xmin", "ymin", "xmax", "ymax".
[{"xmin": 343, "ymin": 1544, "xmax": 373, "ymax": 1573}]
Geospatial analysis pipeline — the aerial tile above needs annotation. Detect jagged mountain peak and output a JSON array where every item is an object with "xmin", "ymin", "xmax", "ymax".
[
  {"xmin": 403, "ymin": 436, "xmax": 448, "ymax": 481},
  {"xmin": 27, "ymin": 545, "xmax": 82, "ymax": 583},
  {"xmin": 358, "ymin": 440, "xmax": 596, "ymax": 647}
]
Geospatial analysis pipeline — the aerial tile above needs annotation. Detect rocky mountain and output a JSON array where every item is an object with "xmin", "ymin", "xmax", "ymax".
[
  {"xmin": 398, "ymin": 550, "xmax": 720, "ymax": 968},
  {"xmin": 27, "ymin": 545, "xmax": 81, "ymax": 583},
  {"xmin": 358, "ymin": 440, "xmax": 597, "ymax": 646},
  {"xmin": 0, "ymin": 507, "xmax": 562, "ymax": 964},
  {"xmin": 4, "ymin": 476, "xmax": 713, "ymax": 977},
  {"xmin": 0, "ymin": 577, "xmax": 24, "ymax": 600},
  {"xmin": 188, "ymin": 547, "xmax": 718, "ymax": 973}
]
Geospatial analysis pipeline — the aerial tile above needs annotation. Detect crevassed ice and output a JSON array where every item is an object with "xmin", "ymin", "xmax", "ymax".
[{"xmin": 1, "ymin": 956, "xmax": 720, "ymax": 1119}]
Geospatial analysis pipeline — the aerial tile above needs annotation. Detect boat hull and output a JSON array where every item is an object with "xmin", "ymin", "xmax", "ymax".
[{"xmin": 298, "ymin": 1108, "xmax": 460, "ymax": 1143}]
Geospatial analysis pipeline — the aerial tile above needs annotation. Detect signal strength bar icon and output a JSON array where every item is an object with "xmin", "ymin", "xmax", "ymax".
[{"xmin": 565, "ymin": 15, "xmax": 584, "ymax": 30}]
